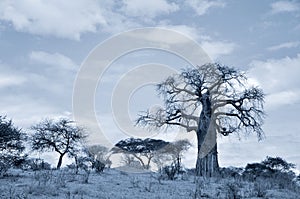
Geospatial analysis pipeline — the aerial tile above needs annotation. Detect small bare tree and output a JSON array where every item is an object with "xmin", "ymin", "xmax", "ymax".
[
  {"xmin": 153, "ymin": 139, "xmax": 191, "ymax": 173},
  {"xmin": 137, "ymin": 63, "xmax": 265, "ymax": 177},
  {"xmin": 31, "ymin": 118, "xmax": 86, "ymax": 169},
  {"xmin": 84, "ymin": 145, "xmax": 112, "ymax": 172}
]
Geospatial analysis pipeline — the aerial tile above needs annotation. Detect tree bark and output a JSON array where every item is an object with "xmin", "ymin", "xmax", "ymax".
[
  {"xmin": 195, "ymin": 92, "xmax": 219, "ymax": 177},
  {"xmin": 57, "ymin": 153, "xmax": 65, "ymax": 169}
]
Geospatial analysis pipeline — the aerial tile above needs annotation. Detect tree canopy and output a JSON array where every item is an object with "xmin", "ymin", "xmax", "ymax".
[
  {"xmin": 0, "ymin": 116, "xmax": 26, "ymax": 175},
  {"xmin": 30, "ymin": 118, "xmax": 86, "ymax": 169},
  {"xmin": 112, "ymin": 138, "xmax": 169, "ymax": 169}
]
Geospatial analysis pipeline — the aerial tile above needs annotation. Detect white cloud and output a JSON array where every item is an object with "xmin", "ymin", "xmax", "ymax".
[
  {"xmin": 0, "ymin": 95, "xmax": 70, "ymax": 128},
  {"xmin": 158, "ymin": 24, "xmax": 203, "ymax": 40},
  {"xmin": 249, "ymin": 54, "xmax": 300, "ymax": 110},
  {"xmin": 200, "ymin": 40, "xmax": 236, "ymax": 60},
  {"xmin": 267, "ymin": 41, "xmax": 300, "ymax": 51},
  {"xmin": 0, "ymin": 62, "xmax": 27, "ymax": 88},
  {"xmin": 152, "ymin": 24, "xmax": 236, "ymax": 60},
  {"xmin": 186, "ymin": 0, "xmax": 225, "ymax": 16},
  {"xmin": 249, "ymin": 54, "xmax": 300, "ymax": 92},
  {"xmin": 271, "ymin": 1, "xmax": 299, "ymax": 14},
  {"xmin": 29, "ymin": 51, "xmax": 77, "ymax": 71},
  {"xmin": 265, "ymin": 90, "xmax": 300, "ymax": 110},
  {"xmin": 0, "ymin": 0, "xmax": 107, "ymax": 40},
  {"xmin": 0, "ymin": 0, "xmax": 180, "ymax": 39},
  {"xmin": 121, "ymin": 0, "xmax": 179, "ymax": 19},
  {"xmin": 0, "ymin": 74, "xmax": 26, "ymax": 88}
]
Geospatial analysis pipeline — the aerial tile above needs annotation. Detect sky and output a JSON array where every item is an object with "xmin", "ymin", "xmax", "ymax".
[{"xmin": 0, "ymin": 0, "xmax": 300, "ymax": 170}]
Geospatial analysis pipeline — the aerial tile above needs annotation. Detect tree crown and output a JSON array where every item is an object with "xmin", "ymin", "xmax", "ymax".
[
  {"xmin": 137, "ymin": 63, "xmax": 265, "ymax": 139},
  {"xmin": 30, "ymin": 118, "xmax": 86, "ymax": 156}
]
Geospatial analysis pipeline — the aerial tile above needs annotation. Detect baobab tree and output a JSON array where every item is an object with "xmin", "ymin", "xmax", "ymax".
[
  {"xmin": 137, "ymin": 63, "xmax": 264, "ymax": 177},
  {"xmin": 31, "ymin": 118, "xmax": 86, "ymax": 169}
]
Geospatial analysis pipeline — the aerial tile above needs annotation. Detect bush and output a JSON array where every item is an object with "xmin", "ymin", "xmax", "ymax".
[
  {"xmin": 253, "ymin": 180, "xmax": 268, "ymax": 197},
  {"xmin": 0, "ymin": 116, "xmax": 26, "ymax": 176},
  {"xmin": 225, "ymin": 182, "xmax": 241, "ymax": 199},
  {"xmin": 92, "ymin": 160, "xmax": 105, "ymax": 173},
  {"xmin": 162, "ymin": 164, "xmax": 177, "ymax": 180},
  {"xmin": 219, "ymin": 167, "xmax": 243, "ymax": 179},
  {"xmin": 243, "ymin": 156, "xmax": 297, "ymax": 190},
  {"xmin": 0, "ymin": 157, "xmax": 10, "ymax": 177},
  {"xmin": 22, "ymin": 158, "xmax": 51, "ymax": 171},
  {"xmin": 75, "ymin": 156, "xmax": 106, "ymax": 174},
  {"xmin": 243, "ymin": 163, "xmax": 273, "ymax": 180}
]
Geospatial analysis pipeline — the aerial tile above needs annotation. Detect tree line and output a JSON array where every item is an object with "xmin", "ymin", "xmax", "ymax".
[{"xmin": 0, "ymin": 116, "xmax": 193, "ymax": 176}]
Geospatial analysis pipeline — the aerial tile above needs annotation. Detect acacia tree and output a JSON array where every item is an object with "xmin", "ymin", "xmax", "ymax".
[
  {"xmin": 262, "ymin": 156, "xmax": 295, "ymax": 172},
  {"xmin": 112, "ymin": 138, "xmax": 168, "ymax": 169},
  {"xmin": 137, "ymin": 63, "xmax": 264, "ymax": 177},
  {"xmin": 0, "ymin": 116, "xmax": 26, "ymax": 175},
  {"xmin": 31, "ymin": 118, "xmax": 86, "ymax": 169}
]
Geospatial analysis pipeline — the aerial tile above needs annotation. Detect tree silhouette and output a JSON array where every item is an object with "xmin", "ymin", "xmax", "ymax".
[
  {"xmin": 0, "ymin": 116, "xmax": 26, "ymax": 175},
  {"xmin": 262, "ymin": 156, "xmax": 295, "ymax": 172},
  {"xmin": 31, "ymin": 118, "xmax": 86, "ymax": 169},
  {"xmin": 112, "ymin": 138, "xmax": 169, "ymax": 169},
  {"xmin": 137, "ymin": 63, "xmax": 265, "ymax": 177}
]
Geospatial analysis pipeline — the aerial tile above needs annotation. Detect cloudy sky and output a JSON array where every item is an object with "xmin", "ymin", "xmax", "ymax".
[{"xmin": 0, "ymin": 0, "xmax": 300, "ymax": 170}]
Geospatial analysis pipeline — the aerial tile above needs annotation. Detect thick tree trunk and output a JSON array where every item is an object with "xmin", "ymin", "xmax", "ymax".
[
  {"xmin": 196, "ymin": 143, "xmax": 219, "ymax": 177},
  {"xmin": 195, "ymin": 92, "xmax": 219, "ymax": 177},
  {"xmin": 57, "ymin": 153, "xmax": 65, "ymax": 169}
]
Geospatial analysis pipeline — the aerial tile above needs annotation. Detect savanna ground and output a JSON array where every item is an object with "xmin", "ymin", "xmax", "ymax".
[{"xmin": 1, "ymin": 167, "xmax": 299, "ymax": 199}]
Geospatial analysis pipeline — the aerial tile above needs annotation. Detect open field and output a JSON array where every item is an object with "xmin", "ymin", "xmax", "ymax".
[{"xmin": 1, "ymin": 168, "xmax": 299, "ymax": 199}]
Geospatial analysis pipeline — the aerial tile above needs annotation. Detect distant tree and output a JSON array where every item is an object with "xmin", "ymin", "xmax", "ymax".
[
  {"xmin": 152, "ymin": 151, "xmax": 173, "ymax": 172},
  {"xmin": 262, "ymin": 156, "xmax": 295, "ymax": 172},
  {"xmin": 243, "ymin": 156, "xmax": 296, "ymax": 181},
  {"xmin": 30, "ymin": 118, "xmax": 86, "ymax": 169},
  {"xmin": 137, "ymin": 63, "xmax": 265, "ymax": 177},
  {"xmin": 121, "ymin": 154, "xmax": 144, "ymax": 169},
  {"xmin": 0, "ymin": 116, "xmax": 26, "ymax": 175},
  {"xmin": 168, "ymin": 140, "xmax": 191, "ymax": 173},
  {"xmin": 112, "ymin": 138, "xmax": 169, "ymax": 169},
  {"xmin": 244, "ymin": 163, "xmax": 271, "ymax": 180},
  {"xmin": 296, "ymin": 174, "xmax": 300, "ymax": 184},
  {"xmin": 85, "ymin": 145, "xmax": 111, "ymax": 167},
  {"xmin": 83, "ymin": 145, "xmax": 111, "ymax": 173},
  {"xmin": 154, "ymin": 139, "xmax": 191, "ymax": 173}
]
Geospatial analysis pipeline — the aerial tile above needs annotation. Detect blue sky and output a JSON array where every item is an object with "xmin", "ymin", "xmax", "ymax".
[{"xmin": 0, "ymin": 0, "xmax": 300, "ymax": 170}]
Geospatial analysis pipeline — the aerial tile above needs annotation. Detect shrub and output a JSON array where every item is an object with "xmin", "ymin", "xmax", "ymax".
[
  {"xmin": 225, "ymin": 182, "xmax": 241, "ymax": 199},
  {"xmin": 253, "ymin": 181, "xmax": 268, "ymax": 197},
  {"xmin": 243, "ymin": 163, "xmax": 273, "ymax": 180},
  {"xmin": 0, "ymin": 157, "xmax": 10, "ymax": 177},
  {"xmin": 162, "ymin": 164, "xmax": 177, "ymax": 180},
  {"xmin": 0, "ymin": 116, "xmax": 26, "ymax": 176},
  {"xmin": 219, "ymin": 167, "xmax": 243, "ymax": 179},
  {"xmin": 92, "ymin": 160, "xmax": 105, "ymax": 173},
  {"xmin": 22, "ymin": 158, "xmax": 51, "ymax": 171}
]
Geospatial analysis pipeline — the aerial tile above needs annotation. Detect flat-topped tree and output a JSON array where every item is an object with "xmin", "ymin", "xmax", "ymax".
[
  {"xmin": 112, "ymin": 138, "xmax": 169, "ymax": 169},
  {"xmin": 137, "ymin": 63, "xmax": 265, "ymax": 177}
]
